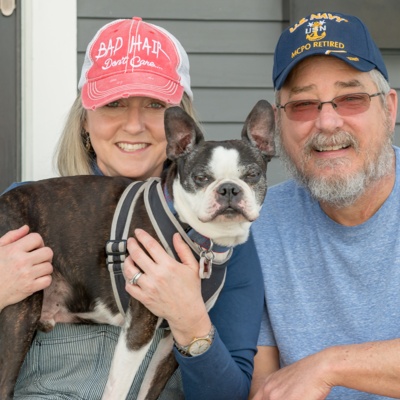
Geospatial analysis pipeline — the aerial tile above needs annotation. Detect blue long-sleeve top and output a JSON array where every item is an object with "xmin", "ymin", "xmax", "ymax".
[{"xmin": 176, "ymin": 234, "xmax": 264, "ymax": 399}]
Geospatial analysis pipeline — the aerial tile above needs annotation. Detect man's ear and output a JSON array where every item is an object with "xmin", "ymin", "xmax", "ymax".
[{"xmin": 386, "ymin": 89, "xmax": 398, "ymax": 132}]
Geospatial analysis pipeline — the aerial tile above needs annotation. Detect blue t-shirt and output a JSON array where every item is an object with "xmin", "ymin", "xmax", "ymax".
[
  {"xmin": 8, "ymin": 169, "xmax": 263, "ymax": 399},
  {"xmin": 252, "ymin": 146, "xmax": 400, "ymax": 399}
]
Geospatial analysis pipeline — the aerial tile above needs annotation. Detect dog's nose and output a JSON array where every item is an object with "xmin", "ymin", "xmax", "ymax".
[{"xmin": 217, "ymin": 183, "xmax": 241, "ymax": 200}]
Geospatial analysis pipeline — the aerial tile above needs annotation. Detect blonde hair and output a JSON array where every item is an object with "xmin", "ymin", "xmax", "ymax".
[{"xmin": 54, "ymin": 92, "xmax": 199, "ymax": 176}]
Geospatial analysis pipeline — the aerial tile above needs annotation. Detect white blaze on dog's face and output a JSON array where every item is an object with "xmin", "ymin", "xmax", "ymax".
[{"xmin": 172, "ymin": 142, "xmax": 267, "ymax": 247}]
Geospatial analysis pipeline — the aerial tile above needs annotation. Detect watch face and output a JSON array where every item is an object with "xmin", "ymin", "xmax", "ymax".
[{"xmin": 188, "ymin": 339, "xmax": 211, "ymax": 356}]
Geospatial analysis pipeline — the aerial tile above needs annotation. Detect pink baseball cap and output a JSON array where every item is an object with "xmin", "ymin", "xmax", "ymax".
[{"xmin": 78, "ymin": 17, "xmax": 193, "ymax": 110}]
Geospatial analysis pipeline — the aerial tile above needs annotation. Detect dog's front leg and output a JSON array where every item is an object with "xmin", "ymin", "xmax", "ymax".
[
  {"xmin": 137, "ymin": 332, "xmax": 178, "ymax": 400},
  {"xmin": 102, "ymin": 302, "xmax": 159, "ymax": 400},
  {"xmin": 102, "ymin": 326, "xmax": 155, "ymax": 400},
  {"xmin": 0, "ymin": 292, "xmax": 42, "ymax": 400}
]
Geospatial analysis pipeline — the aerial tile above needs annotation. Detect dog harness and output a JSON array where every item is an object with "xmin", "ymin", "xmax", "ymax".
[{"xmin": 105, "ymin": 177, "xmax": 232, "ymax": 317}]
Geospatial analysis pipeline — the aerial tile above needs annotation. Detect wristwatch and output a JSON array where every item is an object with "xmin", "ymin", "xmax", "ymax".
[{"xmin": 174, "ymin": 325, "xmax": 215, "ymax": 357}]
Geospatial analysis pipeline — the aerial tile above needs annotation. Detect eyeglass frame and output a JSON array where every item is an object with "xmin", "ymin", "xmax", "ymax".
[{"xmin": 276, "ymin": 92, "xmax": 384, "ymax": 121}]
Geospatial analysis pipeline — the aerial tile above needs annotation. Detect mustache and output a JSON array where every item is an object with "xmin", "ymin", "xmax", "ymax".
[{"xmin": 304, "ymin": 131, "xmax": 360, "ymax": 154}]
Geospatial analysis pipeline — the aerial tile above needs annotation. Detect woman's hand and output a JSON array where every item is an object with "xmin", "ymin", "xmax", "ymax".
[
  {"xmin": 124, "ymin": 229, "xmax": 212, "ymax": 344},
  {"xmin": 0, "ymin": 225, "xmax": 53, "ymax": 311}
]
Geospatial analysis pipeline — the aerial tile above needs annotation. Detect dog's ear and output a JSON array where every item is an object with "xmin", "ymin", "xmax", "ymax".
[
  {"xmin": 241, "ymin": 100, "xmax": 276, "ymax": 161},
  {"xmin": 164, "ymin": 107, "xmax": 204, "ymax": 160}
]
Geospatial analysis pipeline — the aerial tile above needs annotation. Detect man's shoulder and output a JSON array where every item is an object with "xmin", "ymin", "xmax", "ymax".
[
  {"xmin": 394, "ymin": 145, "xmax": 400, "ymax": 157},
  {"xmin": 254, "ymin": 178, "xmax": 313, "ymax": 230},
  {"xmin": 265, "ymin": 178, "xmax": 305, "ymax": 205},
  {"xmin": 268, "ymin": 178, "xmax": 297, "ymax": 193}
]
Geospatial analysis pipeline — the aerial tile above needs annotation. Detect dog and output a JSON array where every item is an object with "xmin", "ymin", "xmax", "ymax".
[{"xmin": 0, "ymin": 100, "xmax": 275, "ymax": 400}]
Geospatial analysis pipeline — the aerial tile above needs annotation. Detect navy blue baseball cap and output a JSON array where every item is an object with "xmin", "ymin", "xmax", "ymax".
[{"xmin": 273, "ymin": 11, "xmax": 389, "ymax": 90}]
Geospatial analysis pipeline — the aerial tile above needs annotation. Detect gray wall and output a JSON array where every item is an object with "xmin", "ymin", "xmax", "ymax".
[
  {"xmin": 0, "ymin": 7, "xmax": 20, "ymax": 192},
  {"xmin": 1, "ymin": 2, "xmax": 398, "ymax": 192},
  {"xmin": 77, "ymin": 0, "xmax": 400, "ymax": 186}
]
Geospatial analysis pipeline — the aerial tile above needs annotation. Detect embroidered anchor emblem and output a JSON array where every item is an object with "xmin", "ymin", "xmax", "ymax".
[{"xmin": 306, "ymin": 21, "xmax": 327, "ymax": 41}]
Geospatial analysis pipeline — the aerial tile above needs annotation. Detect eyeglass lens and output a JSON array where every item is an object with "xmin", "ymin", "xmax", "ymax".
[{"xmin": 282, "ymin": 93, "xmax": 381, "ymax": 121}]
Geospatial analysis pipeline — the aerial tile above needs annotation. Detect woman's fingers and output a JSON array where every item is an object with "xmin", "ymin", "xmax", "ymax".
[
  {"xmin": 172, "ymin": 232, "xmax": 198, "ymax": 268},
  {"xmin": 0, "ymin": 225, "xmax": 30, "ymax": 246}
]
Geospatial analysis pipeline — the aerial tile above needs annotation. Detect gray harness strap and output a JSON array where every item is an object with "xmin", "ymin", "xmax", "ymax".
[
  {"xmin": 106, "ymin": 180, "xmax": 147, "ymax": 315},
  {"xmin": 106, "ymin": 178, "xmax": 232, "ymax": 317}
]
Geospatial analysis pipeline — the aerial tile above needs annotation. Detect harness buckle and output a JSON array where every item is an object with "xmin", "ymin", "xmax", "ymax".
[{"xmin": 199, "ymin": 240, "xmax": 215, "ymax": 279}]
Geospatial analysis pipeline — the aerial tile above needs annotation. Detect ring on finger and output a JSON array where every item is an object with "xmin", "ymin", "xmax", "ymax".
[{"xmin": 129, "ymin": 271, "xmax": 143, "ymax": 286}]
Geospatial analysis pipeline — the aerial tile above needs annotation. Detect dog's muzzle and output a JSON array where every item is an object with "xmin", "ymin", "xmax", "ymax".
[{"xmin": 217, "ymin": 182, "xmax": 242, "ymax": 202}]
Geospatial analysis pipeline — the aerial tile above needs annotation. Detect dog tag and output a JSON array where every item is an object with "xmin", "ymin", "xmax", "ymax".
[
  {"xmin": 199, "ymin": 241, "xmax": 215, "ymax": 279},
  {"xmin": 199, "ymin": 257, "xmax": 212, "ymax": 279}
]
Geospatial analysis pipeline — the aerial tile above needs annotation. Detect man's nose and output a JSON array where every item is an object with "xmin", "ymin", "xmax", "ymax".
[{"xmin": 314, "ymin": 101, "xmax": 344, "ymax": 131}]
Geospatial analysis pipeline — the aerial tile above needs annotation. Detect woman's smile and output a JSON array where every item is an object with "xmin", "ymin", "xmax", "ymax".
[{"xmin": 116, "ymin": 142, "xmax": 150, "ymax": 152}]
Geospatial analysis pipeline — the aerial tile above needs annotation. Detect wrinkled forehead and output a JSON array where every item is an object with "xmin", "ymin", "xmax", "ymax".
[{"xmin": 281, "ymin": 55, "xmax": 374, "ymax": 95}]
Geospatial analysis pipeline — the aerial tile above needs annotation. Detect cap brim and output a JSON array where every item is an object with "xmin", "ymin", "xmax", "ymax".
[
  {"xmin": 274, "ymin": 51, "xmax": 378, "ymax": 90},
  {"xmin": 81, "ymin": 71, "xmax": 184, "ymax": 110}
]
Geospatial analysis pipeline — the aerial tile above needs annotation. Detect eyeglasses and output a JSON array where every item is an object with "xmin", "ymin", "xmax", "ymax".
[{"xmin": 276, "ymin": 92, "xmax": 384, "ymax": 121}]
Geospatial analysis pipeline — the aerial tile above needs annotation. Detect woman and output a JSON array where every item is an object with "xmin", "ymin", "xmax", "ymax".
[{"xmin": 1, "ymin": 17, "xmax": 263, "ymax": 399}]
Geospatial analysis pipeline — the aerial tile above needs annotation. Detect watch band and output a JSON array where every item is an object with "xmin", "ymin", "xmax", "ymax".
[{"xmin": 174, "ymin": 325, "xmax": 215, "ymax": 357}]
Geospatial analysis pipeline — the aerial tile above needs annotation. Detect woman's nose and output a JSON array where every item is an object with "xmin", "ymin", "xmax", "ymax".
[{"xmin": 123, "ymin": 106, "xmax": 145, "ymax": 134}]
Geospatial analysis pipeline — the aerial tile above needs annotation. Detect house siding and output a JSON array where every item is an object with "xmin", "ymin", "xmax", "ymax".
[{"xmin": 75, "ymin": 0, "xmax": 400, "ymax": 185}]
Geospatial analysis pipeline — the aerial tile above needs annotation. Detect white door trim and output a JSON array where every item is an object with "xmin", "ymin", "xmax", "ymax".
[{"xmin": 21, "ymin": 0, "xmax": 77, "ymax": 181}]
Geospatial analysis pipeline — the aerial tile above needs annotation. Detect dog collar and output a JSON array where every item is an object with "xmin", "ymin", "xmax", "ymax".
[
  {"xmin": 162, "ymin": 184, "xmax": 231, "ymax": 254},
  {"xmin": 161, "ymin": 184, "xmax": 232, "ymax": 278}
]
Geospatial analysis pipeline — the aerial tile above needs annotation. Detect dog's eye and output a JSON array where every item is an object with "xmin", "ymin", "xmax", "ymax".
[
  {"xmin": 245, "ymin": 169, "xmax": 261, "ymax": 182},
  {"xmin": 194, "ymin": 175, "xmax": 210, "ymax": 186}
]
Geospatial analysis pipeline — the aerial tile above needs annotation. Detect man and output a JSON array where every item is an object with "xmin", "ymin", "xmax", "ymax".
[{"xmin": 250, "ymin": 11, "xmax": 400, "ymax": 400}]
